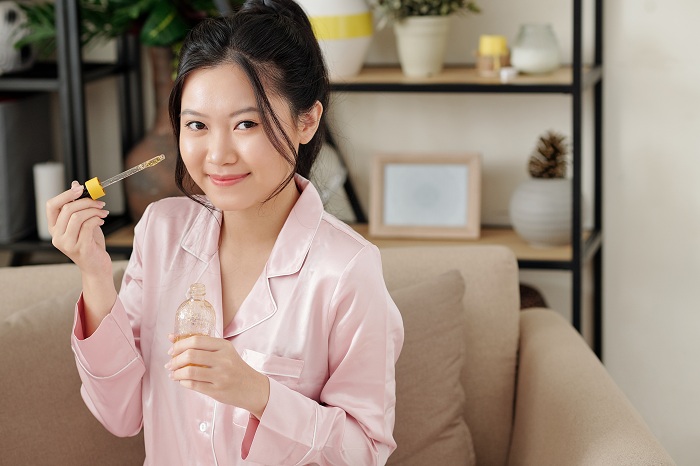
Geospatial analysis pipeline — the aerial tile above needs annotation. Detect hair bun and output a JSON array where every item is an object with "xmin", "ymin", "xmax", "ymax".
[
  {"xmin": 262, "ymin": 0, "xmax": 283, "ymax": 11},
  {"xmin": 243, "ymin": 0, "xmax": 300, "ymax": 15},
  {"xmin": 241, "ymin": 0, "xmax": 313, "ymax": 29}
]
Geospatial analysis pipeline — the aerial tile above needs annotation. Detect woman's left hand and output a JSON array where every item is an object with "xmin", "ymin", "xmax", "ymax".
[{"xmin": 166, "ymin": 335, "xmax": 270, "ymax": 419}]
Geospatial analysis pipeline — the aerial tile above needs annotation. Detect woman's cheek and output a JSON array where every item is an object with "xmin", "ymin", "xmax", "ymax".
[
  {"xmin": 179, "ymin": 138, "xmax": 205, "ymax": 171},
  {"xmin": 179, "ymin": 135, "xmax": 200, "ymax": 160}
]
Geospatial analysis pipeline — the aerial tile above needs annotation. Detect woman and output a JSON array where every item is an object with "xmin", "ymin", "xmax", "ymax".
[{"xmin": 46, "ymin": 1, "xmax": 403, "ymax": 464}]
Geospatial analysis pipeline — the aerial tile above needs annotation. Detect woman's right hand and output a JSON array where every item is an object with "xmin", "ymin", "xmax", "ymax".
[
  {"xmin": 48, "ymin": 181, "xmax": 118, "ymax": 337},
  {"xmin": 46, "ymin": 180, "xmax": 111, "ymax": 276}
]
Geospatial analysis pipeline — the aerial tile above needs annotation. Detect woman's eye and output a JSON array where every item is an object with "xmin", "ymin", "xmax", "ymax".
[
  {"xmin": 235, "ymin": 120, "xmax": 257, "ymax": 130},
  {"xmin": 185, "ymin": 121, "xmax": 206, "ymax": 131}
]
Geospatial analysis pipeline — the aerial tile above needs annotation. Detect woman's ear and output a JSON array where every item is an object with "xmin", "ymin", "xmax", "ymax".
[{"xmin": 298, "ymin": 101, "xmax": 324, "ymax": 144}]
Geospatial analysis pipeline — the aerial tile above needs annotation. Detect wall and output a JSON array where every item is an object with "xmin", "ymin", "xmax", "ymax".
[{"xmin": 603, "ymin": 1, "xmax": 700, "ymax": 463}]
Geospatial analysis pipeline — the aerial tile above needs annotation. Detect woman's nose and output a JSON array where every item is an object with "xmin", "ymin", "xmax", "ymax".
[{"xmin": 206, "ymin": 131, "xmax": 238, "ymax": 165}]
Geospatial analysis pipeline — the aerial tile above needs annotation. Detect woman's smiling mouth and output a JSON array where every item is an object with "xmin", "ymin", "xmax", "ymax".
[{"xmin": 208, "ymin": 173, "xmax": 249, "ymax": 186}]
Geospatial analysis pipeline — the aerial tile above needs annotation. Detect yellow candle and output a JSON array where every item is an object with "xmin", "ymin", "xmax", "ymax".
[{"xmin": 479, "ymin": 35, "xmax": 508, "ymax": 56}]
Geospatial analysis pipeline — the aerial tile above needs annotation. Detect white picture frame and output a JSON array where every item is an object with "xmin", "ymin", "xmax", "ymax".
[{"xmin": 369, "ymin": 153, "xmax": 482, "ymax": 239}]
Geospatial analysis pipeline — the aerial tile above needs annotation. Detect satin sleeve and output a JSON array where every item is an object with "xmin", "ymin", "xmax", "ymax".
[
  {"xmin": 70, "ymin": 204, "xmax": 153, "ymax": 437},
  {"xmin": 242, "ymin": 244, "xmax": 404, "ymax": 465}
]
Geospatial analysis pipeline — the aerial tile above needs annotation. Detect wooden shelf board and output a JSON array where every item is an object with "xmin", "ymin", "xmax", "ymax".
[
  {"xmin": 328, "ymin": 65, "xmax": 600, "ymax": 93},
  {"xmin": 106, "ymin": 223, "xmax": 582, "ymax": 264},
  {"xmin": 350, "ymin": 224, "xmax": 576, "ymax": 262}
]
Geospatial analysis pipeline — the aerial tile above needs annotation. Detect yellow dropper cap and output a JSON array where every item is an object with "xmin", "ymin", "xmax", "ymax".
[{"xmin": 78, "ymin": 177, "xmax": 106, "ymax": 200}]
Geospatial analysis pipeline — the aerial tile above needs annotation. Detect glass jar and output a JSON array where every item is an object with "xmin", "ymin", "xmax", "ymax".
[
  {"xmin": 511, "ymin": 23, "xmax": 561, "ymax": 74},
  {"xmin": 174, "ymin": 283, "xmax": 216, "ymax": 342}
]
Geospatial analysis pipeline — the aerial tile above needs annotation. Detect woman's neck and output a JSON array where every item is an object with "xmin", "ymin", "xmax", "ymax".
[{"xmin": 219, "ymin": 179, "xmax": 300, "ymax": 249}]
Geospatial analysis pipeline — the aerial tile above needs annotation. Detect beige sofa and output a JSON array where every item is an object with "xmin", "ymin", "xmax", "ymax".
[{"xmin": 0, "ymin": 245, "xmax": 675, "ymax": 465}]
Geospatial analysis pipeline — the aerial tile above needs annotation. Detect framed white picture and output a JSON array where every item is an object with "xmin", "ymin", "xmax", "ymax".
[{"xmin": 369, "ymin": 153, "xmax": 482, "ymax": 239}]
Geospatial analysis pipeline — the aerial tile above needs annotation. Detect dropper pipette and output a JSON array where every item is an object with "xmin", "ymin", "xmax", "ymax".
[{"xmin": 79, "ymin": 154, "xmax": 166, "ymax": 200}]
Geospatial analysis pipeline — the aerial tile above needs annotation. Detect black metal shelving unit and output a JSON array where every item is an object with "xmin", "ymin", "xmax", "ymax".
[
  {"xmin": 0, "ymin": 0, "xmax": 143, "ymax": 266},
  {"xmin": 1, "ymin": 0, "xmax": 603, "ymax": 357},
  {"xmin": 332, "ymin": 0, "xmax": 604, "ymax": 357}
]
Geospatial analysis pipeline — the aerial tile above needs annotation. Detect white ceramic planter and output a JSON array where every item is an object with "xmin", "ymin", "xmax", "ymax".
[
  {"xmin": 509, "ymin": 178, "xmax": 572, "ymax": 247},
  {"xmin": 0, "ymin": 1, "xmax": 36, "ymax": 75},
  {"xmin": 394, "ymin": 16, "xmax": 451, "ymax": 78},
  {"xmin": 295, "ymin": 0, "xmax": 373, "ymax": 81}
]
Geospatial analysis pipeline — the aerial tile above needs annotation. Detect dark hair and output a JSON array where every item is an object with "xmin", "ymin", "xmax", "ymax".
[{"xmin": 169, "ymin": 0, "xmax": 330, "ymax": 205}]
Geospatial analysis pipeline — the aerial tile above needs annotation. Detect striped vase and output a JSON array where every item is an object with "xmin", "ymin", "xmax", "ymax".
[
  {"xmin": 295, "ymin": 0, "xmax": 373, "ymax": 80},
  {"xmin": 509, "ymin": 178, "xmax": 572, "ymax": 247}
]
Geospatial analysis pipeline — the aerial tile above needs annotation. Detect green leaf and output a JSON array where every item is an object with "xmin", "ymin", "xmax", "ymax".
[
  {"xmin": 15, "ymin": 3, "xmax": 57, "ymax": 56},
  {"xmin": 139, "ymin": 2, "xmax": 190, "ymax": 46},
  {"xmin": 15, "ymin": 0, "xmax": 245, "ymax": 55}
]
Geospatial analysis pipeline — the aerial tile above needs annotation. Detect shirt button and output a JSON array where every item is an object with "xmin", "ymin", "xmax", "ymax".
[{"xmin": 199, "ymin": 422, "xmax": 207, "ymax": 432}]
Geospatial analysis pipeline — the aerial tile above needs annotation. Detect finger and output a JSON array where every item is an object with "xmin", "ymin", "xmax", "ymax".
[
  {"xmin": 52, "ymin": 197, "xmax": 105, "ymax": 239},
  {"xmin": 59, "ymin": 205, "xmax": 108, "ymax": 247},
  {"xmin": 76, "ymin": 215, "xmax": 106, "ymax": 247},
  {"xmin": 46, "ymin": 182, "xmax": 84, "ymax": 232},
  {"xmin": 168, "ymin": 348, "xmax": 216, "ymax": 372},
  {"xmin": 53, "ymin": 215, "xmax": 103, "ymax": 256},
  {"xmin": 171, "ymin": 335, "xmax": 222, "ymax": 356},
  {"xmin": 176, "ymin": 379, "xmax": 213, "ymax": 394}
]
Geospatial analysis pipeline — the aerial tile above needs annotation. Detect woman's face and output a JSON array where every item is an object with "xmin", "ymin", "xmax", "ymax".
[{"xmin": 178, "ymin": 63, "xmax": 310, "ymax": 213}]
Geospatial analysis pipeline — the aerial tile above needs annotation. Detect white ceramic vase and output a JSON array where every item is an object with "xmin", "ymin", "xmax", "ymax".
[
  {"xmin": 295, "ymin": 0, "xmax": 373, "ymax": 81},
  {"xmin": 510, "ymin": 23, "xmax": 560, "ymax": 74},
  {"xmin": 509, "ymin": 178, "xmax": 572, "ymax": 247},
  {"xmin": 394, "ymin": 16, "xmax": 451, "ymax": 78}
]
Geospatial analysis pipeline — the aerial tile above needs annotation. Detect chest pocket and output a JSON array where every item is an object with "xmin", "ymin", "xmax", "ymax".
[
  {"xmin": 242, "ymin": 348, "xmax": 305, "ymax": 384},
  {"xmin": 233, "ymin": 349, "xmax": 305, "ymax": 428}
]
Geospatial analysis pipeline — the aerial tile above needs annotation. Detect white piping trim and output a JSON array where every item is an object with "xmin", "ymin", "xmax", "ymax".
[
  {"xmin": 211, "ymin": 401, "xmax": 219, "ymax": 466},
  {"xmin": 259, "ymin": 370, "xmax": 301, "ymax": 378},
  {"xmin": 72, "ymin": 348, "xmax": 142, "ymax": 380}
]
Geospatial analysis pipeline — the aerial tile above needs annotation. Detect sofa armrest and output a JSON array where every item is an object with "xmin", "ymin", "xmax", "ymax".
[{"xmin": 507, "ymin": 308, "xmax": 675, "ymax": 466}]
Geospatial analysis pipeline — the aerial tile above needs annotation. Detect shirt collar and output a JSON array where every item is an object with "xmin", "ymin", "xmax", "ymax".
[
  {"xmin": 180, "ymin": 174, "xmax": 324, "ymax": 277},
  {"xmin": 180, "ymin": 198, "xmax": 222, "ymax": 264},
  {"xmin": 266, "ymin": 175, "xmax": 323, "ymax": 277}
]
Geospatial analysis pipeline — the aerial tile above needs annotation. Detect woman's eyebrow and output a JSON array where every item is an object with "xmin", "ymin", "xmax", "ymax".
[{"xmin": 180, "ymin": 106, "xmax": 259, "ymax": 118}]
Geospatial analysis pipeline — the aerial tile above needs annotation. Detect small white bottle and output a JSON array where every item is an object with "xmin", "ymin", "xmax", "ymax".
[{"xmin": 174, "ymin": 283, "xmax": 216, "ymax": 342}]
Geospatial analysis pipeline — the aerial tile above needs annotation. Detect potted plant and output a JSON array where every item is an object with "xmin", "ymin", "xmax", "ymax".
[
  {"xmin": 16, "ymin": 1, "xmax": 231, "ymax": 54},
  {"xmin": 509, "ymin": 130, "xmax": 572, "ymax": 247},
  {"xmin": 16, "ymin": 0, "xmax": 240, "ymax": 221},
  {"xmin": 368, "ymin": 0, "xmax": 480, "ymax": 77}
]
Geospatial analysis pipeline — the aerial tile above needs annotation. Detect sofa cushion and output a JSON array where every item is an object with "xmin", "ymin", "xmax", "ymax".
[
  {"xmin": 0, "ymin": 288, "xmax": 145, "ymax": 465},
  {"xmin": 387, "ymin": 269, "xmax": 476, "ymax": 466}
]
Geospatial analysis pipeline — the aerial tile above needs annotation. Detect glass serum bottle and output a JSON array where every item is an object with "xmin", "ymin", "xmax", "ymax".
[{"xmin": 174, "ymin": 283, "xmax": 216, "ymax": 342}]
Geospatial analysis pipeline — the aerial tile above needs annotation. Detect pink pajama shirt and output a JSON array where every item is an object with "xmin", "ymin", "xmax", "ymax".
[{"xmin": 72, "ymin": 176, "xmax": 404, "ymax": 465}]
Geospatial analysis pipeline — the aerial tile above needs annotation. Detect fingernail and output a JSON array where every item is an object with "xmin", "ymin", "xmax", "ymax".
[
  {"xmin": 72, "ymin": 183, "xmax": 83, "ymax": 193},
  {"xmin": 167, "ymin": 347, "xmax": 173, "ymax": 355},
  {"xmin": 164, "ymin": 361, "xmax": 171, "ymax": 370},
  {"xmin": 98, "ymin": 201, "xmax": 106, "ymax": 208}
]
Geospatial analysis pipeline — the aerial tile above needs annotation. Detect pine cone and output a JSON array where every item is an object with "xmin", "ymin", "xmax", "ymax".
[{"xmin": 528, "ymin": 131, "xmax": 568, "ymax": 178}]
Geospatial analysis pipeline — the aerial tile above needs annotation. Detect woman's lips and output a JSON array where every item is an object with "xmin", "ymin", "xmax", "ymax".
[{"xmin": 209, "ymin": 173, "xmax": 249, "ymax": 186}]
